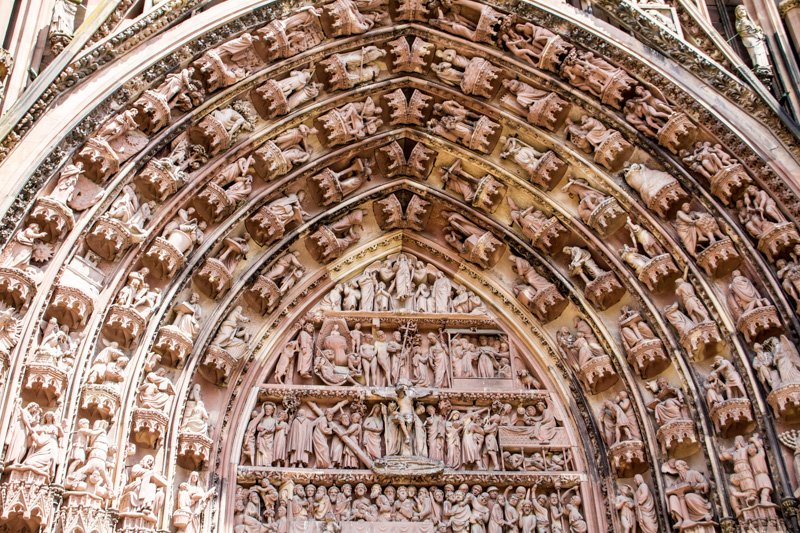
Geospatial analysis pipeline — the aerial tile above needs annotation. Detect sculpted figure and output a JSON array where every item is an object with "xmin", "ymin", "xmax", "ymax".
[
  {"xmin": 7, "ymin": 406, "xmax": 65, "ymax": 481},
  {"xmin": 438, "ymin": 158, "xmax": 505, "ymax": 212},
  {"xmin": 0, "ymin": 304, "xmax": 20, "ymax": 358},
  {"xmin": 163, "ymin": 208, "xmax": 207, "ymax": 256},
  {"xmin": 623, "ymin": 163, "xmax": 688, "ymax": 219},
  {"xmin": 428, "ymin": 100, "xmax": 500, "ymax": 154},
  {"xmin": 674, "ymin": 203, "xmax": 726, "ymax": 257},
  {"xmin": 442, "ymin": 210, "xmax": 505, "ymax": 269},
  {"xmin": 171, "ymin": 293, "xmax": 203, "ymax": 340},
  {"xmin": 318, "ymin": 97, "xmax": 383, "ymax": 146},
  {"xmin": 193, "ymin": 33, "xmax": 257, "ymax": 91},
  {"xmin": 633, "ymin": 475, "xmax": 658, "ymax": 533},
  {"xmin": 707, "ymin": 356, "xmax": 746, "ymax": 401},
  {"xmin": 310, "ymin": 158, "xmax": 372, "ymax": 206},
  {"xmin": 265, "ymin": 251, "xmax": 306, "ymax": 294},
  {"xmin": 174, "ymin": 472, "xmax": 215, "ymax": 533},
  {"xmin": 737, "ymin": 185, "xmax": 790, "ymax": 240},
  {"xmin": 66, "ymin": 419, "xmax": 113, "ymax": 490},
  {"xmin": 623, "ymin": 86, "xmax": 676, "ymax": 136},
  {"xmin": 432, "ymin": 48, "xmax": 502, "ymax": 98},
  {"xmin": 152, "ymin": 68, "xmax": 204, "ymax": 112},
  {"xmin": 255, "ymin": 69, "xmax": 321, "ymax": 118},
  {"xmin": 562, "ymin": 246, "xmax": 605, "ymax": 285},
  {"xmin": 306, "ymin": 210, "xmax": 366, "ymax": 263},
  {"xmin": 1, "ymin": 223, "xmax": 49, "ymax": 273},
  {"xmin": 120, "ymin": 455, "xmax": 168, "ymax": 521},
  {"xmin": 727, "ymin": 270, "xmax": 770, "ymax": 318},
  {"xmin": 211, "ymin": 306, "xmax": 251, "ymax": 355},
  {"xmin": 736, "ymin": 6, "xmax": 773, "ymax": 79},
  {"xmin": 320, "ymin": 47, "xmax": 386, "ymax": 90},
  {"xmin": 181, "ymin": 385, "xmax": 211, "ymax": 437},
  {"xmin": 648, "ymin": 378, "xmax": 689, "ymax": 426},
  {"xmin": 136, "ymin": 369, "xmax": 176, "ymax": 412},
  {"xmin": 663, "ymin": 459, "xmax": 714, "ymax": 528}
]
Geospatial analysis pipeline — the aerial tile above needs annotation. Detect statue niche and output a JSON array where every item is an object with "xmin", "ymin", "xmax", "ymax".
[
  {"xmin": 557, "ymin": 318, "xmax": 618, "ymax": 394},
  {"xmin": 306, "ymin": 210, "xmax": 367, "ymax": 264},
  {"xmin": 201, "ymin": 306, "xmax": 252, "ymax": 385},
  {"xmin": 561, "ymin": 178, "xmax": 626, "ymax": 238},
  {"xmin": 507, "ymin": 198, "xmax": 570, "ymax": 257},
  {"xmin": 102, "ymin": 268, "xmax": 161, "ymax": 348},
  {"xmin": 618, "ymin": 218, "xmax": 681, "ymax": 294},
  {"xmin": 559, "ymin": 49, "xmax": 637, "ymax": 110},
  {"xmin": 192, "ymin": 233, "xmax": 251, "ymax": 300},
  {"xmin": 500, "ymin": 136, "xmax": 567, "ymax": 191},
  {"xmin": 562, "ymin": 245, "xmax": 626, "ymax": 310},
  {"xmin": 500, "ymin": 79, "xmax": 572, "ymax": 132},
  {"xmin": 437, "ymin": 159, "xmax": 506, "ymax": 213}
]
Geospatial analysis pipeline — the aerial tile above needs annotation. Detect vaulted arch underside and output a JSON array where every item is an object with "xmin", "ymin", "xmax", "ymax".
[{"xmin": 1, "ymin": 1, "xmax": 800, "ymax": 533}]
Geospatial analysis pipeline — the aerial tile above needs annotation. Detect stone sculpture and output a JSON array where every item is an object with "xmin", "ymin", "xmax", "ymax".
[
  {"xmin": 507, "ymin": 198, "xmax": 569, "ymax": 256},
  {"xmin": 202, "ymin": 306, "xmax": 252, "ymax": 384},
  {"xmin": 428, "ymin": 101, "xmax": 501, "ymax": 154},
  {"xmin": 245, "ymin": 251, "xmax": 307, "ymax": 314},
  {"xmin": 438, "ymin": 159, "xmax": 506, "ymax": 212},
  {"xmin": 674, "ymin": 203, "xmax": 741, "ymax": 278},
  {"xmin": 646, "ymin": 378, "xmax": 700, "ymax": 457},
  {"xmin": 623, "ymin": 86, "xmax": 697, "ymax": 154},
  {"xmin": 561, "ymin": 178, "xmax": 626, "ymax": 237},
  {"xmin": 192, "ymin": 233, "xmax": 251, "ymax": 300},
  {"xmin": 727, "ymin": 270, "xmax": 782, "ymax": 344},
  {"xmin": 442, "ymin": 210, "xmax": 506, "ymax": 269},
  {"xmin": 623, "ymin": 163, "xmax": 689, "ymax": 219},
  {"xmin": 500, "ymin": 136, "xmax": 567, "ymax": 190},
  {"xmin": 565, "ymin": 115, "xmax": 633, "ymax": 171},
  {"xmin": 306, "ymin": 210, "xmax": 367, "ymax": 263},
  {"xmin": 557, "ymin": 317, "xmax": 618, "ymax": 394},
  {"xmin": 680, "ymin": 141, "xmax": 751, "ymax": 206},
  {"xmin": 131, "ymin": 369, "xmax": 176, "ymax": 448},
  {"xmin": 664, "ymin": 277, "xmax": 724, "ymax": 361},
  {"xmin": 510, "ymin": 255, "xmax": 568, "ymax": 323},
  {"xmin": 618, "ymin": 305, "xmax": 669, "ymax": 379},
  {"xmin": 562, "ymin": 245, "xmax": 625, "ymax": 310},
  {"xmin": 252, "ymin": 69, "xmax": 321, "ymax": 119},
  {"xmin": 500, "ymin": 79, "xmax": 571, "ymax": 132}
]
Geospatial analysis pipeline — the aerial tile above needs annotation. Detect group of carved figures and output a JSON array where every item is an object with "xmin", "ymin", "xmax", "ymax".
[
  {"xmin": 318, "ymin": 254, "xmax": 489, "ymax": 315},
  {"xmin": 242, "ymin": 391, "xmax": 561, "ymax": 473},
  {"xmin": 235, "ymin": 479, "xmax": 586, "ymax": 533},
  {"xmin": 276, "ymin": 313, "xmax": 521, "ymax": 388}
]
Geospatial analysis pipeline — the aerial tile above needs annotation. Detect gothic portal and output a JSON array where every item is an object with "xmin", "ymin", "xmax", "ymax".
[{"xmin": 2, "ymin": 0, "xmax": 800, "ymax": 532}]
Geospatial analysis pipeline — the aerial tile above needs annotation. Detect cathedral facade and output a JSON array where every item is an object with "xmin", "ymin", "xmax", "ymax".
[{"xmin": 0, "ymin": 0, "xmax": 799, "ymax": 532}]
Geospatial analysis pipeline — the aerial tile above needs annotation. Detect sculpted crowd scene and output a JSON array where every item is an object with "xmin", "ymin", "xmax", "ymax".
[{"xmin": 0, "ymin": 0, "xmax": 799, "ymax": 532}]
